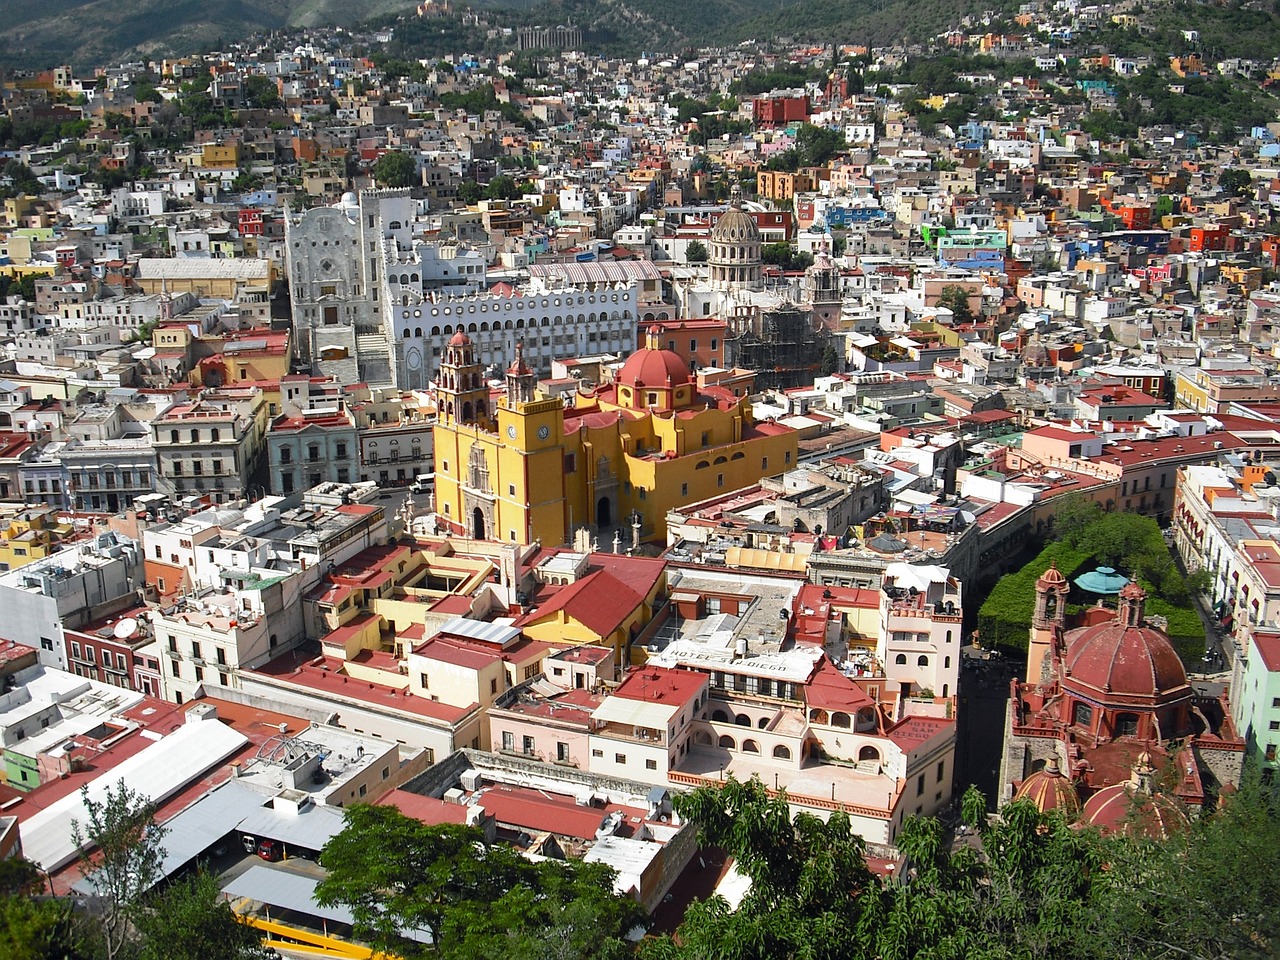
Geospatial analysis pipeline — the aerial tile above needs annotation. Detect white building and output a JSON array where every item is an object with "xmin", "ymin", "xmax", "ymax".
[{"xmin": 878, "ymin": 563, "xmax": 963, "ymax": 701}]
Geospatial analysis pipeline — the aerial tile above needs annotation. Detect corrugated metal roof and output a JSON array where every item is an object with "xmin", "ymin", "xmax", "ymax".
[
  {"xmin": 234, "ymin": 799, "xmax": 346, "ymax": 854},
  {"xmin": 224, "ymin": 865, "xmax": 433, "ymax": 943},
  {"xmin": 23, "ymin": 719, "xmax": 250, "ymax": 872},
  {"xmin": 528, "ymin": 260, "xmax": 661, "ymax": 284},
  {"xmin": 724, "ymin": 546, "xmax": 808, "ymax": 573},
  {"xmin": 590, "ymin": 696, "xmax": 676, "ymax": 727},
  {"xmin": 73, "ymin": 779, "xmax": 265, "ymax": 894},
  {"xmin": 135, "ymin": 258, "xmax": 270, "ymax": 279},
  {"xmin": 438, "ymin": 616, "xmax": 520, "ymax": 647}
]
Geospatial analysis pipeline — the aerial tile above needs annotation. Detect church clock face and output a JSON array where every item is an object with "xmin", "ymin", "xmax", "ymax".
[
  {"xmin": 537, "ymin": 425, "xmax": 550, "ymax": 440},
  {"xmin": 507, "ymin": 425, "xmax": 518, "ymax": 439}
]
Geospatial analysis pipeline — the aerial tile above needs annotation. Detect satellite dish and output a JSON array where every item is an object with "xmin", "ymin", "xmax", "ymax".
[{"xmin": 113, "ymin": 617, "xmax": 138, "ymax": 640}]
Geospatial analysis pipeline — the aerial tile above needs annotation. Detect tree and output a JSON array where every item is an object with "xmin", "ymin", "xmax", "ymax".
[
  {"xmin": 242, "ymin": 76, "xmax": 281, "ymax": 110},
  {"xmin": 820, "ymin": 344, "xmax": 841, "ymax": 376},
  {"xmin": 71, "ymin": 781, "xmax": 168, "ymax": 960},
  {"xmin": 685, "ymin": 240, "xmax": 708, "ymax": 264},
  {"xmin": 937, "ymin": 284, "xmax": 976, "ymax": 324},
  {"xmin": 0, "ymin": 896, "xmax": 88, "ymax": 960},
  {"xmin": 1097, "ymin": 772, "xmax": 1280, "ymax": 960},
  {"xmin": 641, "ymin": 776, "xmax": 879, "ymax": 960},
  {"xmin": 316, "ymin": 804, "xmax": 644, "ymax": 960},
  {"xmin": 373, "ymin": 151, "xmax": 417, "ymax": 188},
  {"xmin": 134, "ymin": 872, "xmax": 274, "ymax": 960},
  {"xmin": 1220, "ymin": 167, "xmax": 1252, "ymax": 198},
  {"xmin": 0, "ymin": 858, "xmax": 41, "ymax": 897},
  {"xmin": 1051, "ymin": 492, "xmax": 1105, "ymax": 545}
]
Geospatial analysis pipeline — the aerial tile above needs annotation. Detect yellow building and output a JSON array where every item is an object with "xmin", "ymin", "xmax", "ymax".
[
  {"xmin": 433, "ymin": 329, "xmax": 798, "ymax": 546},
  {"xmin": 201, "ymin": 142, "xmax": 244, "ymax": 169},
  {"xmin": 0, "ymin": 508, "xmax": 71, "ymax": 571}
]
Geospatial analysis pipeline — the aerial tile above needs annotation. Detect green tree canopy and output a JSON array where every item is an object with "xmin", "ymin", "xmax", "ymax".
[
  {"xmin": 1220, "ymin": 167, "xmax": 1253, "ymax": 198},
  {"xmin": 937, "ymin": 284, "xmax": 976, "ymax": 324},
  {"xmin": 645, "ymin": 775, "xmax": 1280, "ymax": 960},
  {"xmin": 685, "ymin": 239, "xmax": 708, "ymax": 263},
  {"xmin": 134, "ymin": 872, "xmax": 274, "ymax": 960},
  {"xmin": 71, "ymin": 781, "xmax": 168, "ymax": 960},
  {"xmin": 316, "ymin": 804, "xmax": 645, "ymax": 960},
  {"xmin": 373, "ymin": 151, "xmax": 417, "ymax": 188}
]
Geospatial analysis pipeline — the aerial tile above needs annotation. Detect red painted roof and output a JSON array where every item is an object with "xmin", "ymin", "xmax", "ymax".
[
  {"xmin": 1251, "ymin": 631, "xmax": 1280, "ymax": 672},
  {"xmin": 520, "ymin": 570, "xmax": 644, "ymax": 637},
  {"xmin": 377, "ymin": 788, "xmax": 469, "ymax": 825},
  {"xmin": 612, "ymin": 665, "xmax": 705, "ymax": 706},
  {"xmin": 805, "ymin": 657, "xmax": 875, "ymax": 712}
]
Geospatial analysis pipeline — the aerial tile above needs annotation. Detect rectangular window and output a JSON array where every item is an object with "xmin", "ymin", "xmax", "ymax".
[
  {"xmin": 937, "ymin": 760, "xmax": 945, "ymax": 782},
  {"xmin": 646, "ymin": 758, "xmax": 658, "ymax": 770},
  {"xmin": 490, "ymin": 678, "xmax": 498, "ymax": 694},
  {"xmin": 557, "ymin": 742, "xmax": 570, "ymax": 761},
  {"xmin": 502, "ymin": 731, "xmax": 514, "ymax": 751},
  {"xmin": 681, "ymin": 482, "xmax": 688, "ymax": 496},
  {"xmin": 615, "ymin": 753, "xmax": 626, "ymax": 765},
  {"xmin": 592, "ymin": 748, "xmax": 603, "ymax": 758},
  {"xmin": 420, "ymin": 673, "xmax": 429, "ymax": 689},
  {"xmin": 564, "ymin": 453, "xmax": 576, "ymax": 473},
  {"xmin": 917, "ymin": 774, "xmax": 926, "ymax": 796},
  {"xmin": 523, "ymin": 736, "xmax": 534, "ymax": 754},
  {"xmin": 71, "ymin": 641, "xmax": 80, "ymax": 659}
]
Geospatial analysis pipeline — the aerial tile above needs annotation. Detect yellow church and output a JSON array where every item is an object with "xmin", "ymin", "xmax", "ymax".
[{"xmin": 432, "ymin": 327, "xmax": 798, "ymax": 546}]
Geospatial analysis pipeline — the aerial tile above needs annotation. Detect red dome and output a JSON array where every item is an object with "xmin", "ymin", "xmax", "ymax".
[
  {"xmin": 617, "ymin": 344, "xmax": 692, "ymax": 389},
  {"xmin": 448, "ymin": 330, "xmax": 471, "ymax": 347},
  {"xmin": 1013, "ymin": 759, "xmax": 1081, "ymax": 817},
  {"xmin": 1081, "ymin": 783, "xmax": 1187, "ymax": 839},
  {"xmin": 1062, "ymin": 620, "xmax": 1188, "ymax": 702}
]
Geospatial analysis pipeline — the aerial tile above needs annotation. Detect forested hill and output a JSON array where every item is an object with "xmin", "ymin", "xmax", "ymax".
[{"xmin": 0, "ymin": 0, "xmax": 1007, "ymax": 70}]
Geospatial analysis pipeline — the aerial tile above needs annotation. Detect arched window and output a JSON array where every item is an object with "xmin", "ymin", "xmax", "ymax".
[
  {"xmin": 858, "ymin": 745, "xmax": 880, "ymax": 763},
  {"xmin": 694, "ymin": 730, "xmax": 713, "ymax": 745},
  {"xmin": 735, "ymin": 714, "xmax": 750, "ymax": 726},
  {"xmin": 1073, "ymin": 702, "xmax": 1094, "ymax": 727},
  {"xmin": 895, "ymin": 654, "xmax": 907, "ymax": 665},
  {"xmin": 711, "ymin": 709, "xmax": 729, "ymax": 722},
  {"xmin": 757, "ymin": 717, "xmax": 769, "ymax": 728},
  {"xmin": 1116, "ymin": 712, "xmax": 1139, "ymax": 736},
  {"xmin": 718, "ymin": 735, "xmax": 736, "ymax": 750},
  {"xmin": 742, "ymin": 739, "xmax": 760, "ymax": 754},
  {"xmin": 831, "ymin": 712, "xmax": 851, "ymax": 729},
  {"xmin": 918, "ymin": 655, "xmax": 929, "ymax": 667},
  {"xmin": 809, "ymin": 708, "xmax": 829, "ymax": 725},
  {"xmin": 944, "ymin": 656, "xmax": 951, "ymax": 668},
  {"xmin": 772, "ymin": 744, "xmax": 791, "ymax": 760}
]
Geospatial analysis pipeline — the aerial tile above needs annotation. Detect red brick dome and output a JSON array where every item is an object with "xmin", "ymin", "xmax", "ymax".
[
  {"xmin": 1062, "ymin": 620, "xmax": 1188, "ymax": 703},
  {"xmin": 1014, "ymin": 758, "xmax": 1081, "ymax": 817},
  {"xmin": 1037, "ymin": 563, "xmax": 1068, "ymax": 588},
  {"xmin": 448, "ymin": 330, "xmax": 472, "ymax": 347},
  {"xmin": 1062, "ymin": 584, "xmax": 1188, "ymax": 704},
  {"xmin": 1081, "ymin": 782, "xmax": 1188, "ymax": 839}
]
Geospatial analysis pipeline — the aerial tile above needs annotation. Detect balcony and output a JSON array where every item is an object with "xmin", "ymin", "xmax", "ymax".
[{"xmin": 594, "ymin": 721, "xmax": 666, "ymax": 746}]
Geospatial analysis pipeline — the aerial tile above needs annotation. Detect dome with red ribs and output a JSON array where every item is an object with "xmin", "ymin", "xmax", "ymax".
[
  {"xmin": 1013, "ymin": 757, "xmax": 1081, "ymax": 817},
  {"xmin": 616, "ymin": 326, "xmax": 693, "ymax": 390},
  {"xmin": 1062, "ymin": 583, "xmax": 1189, "ymax": 706}
]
